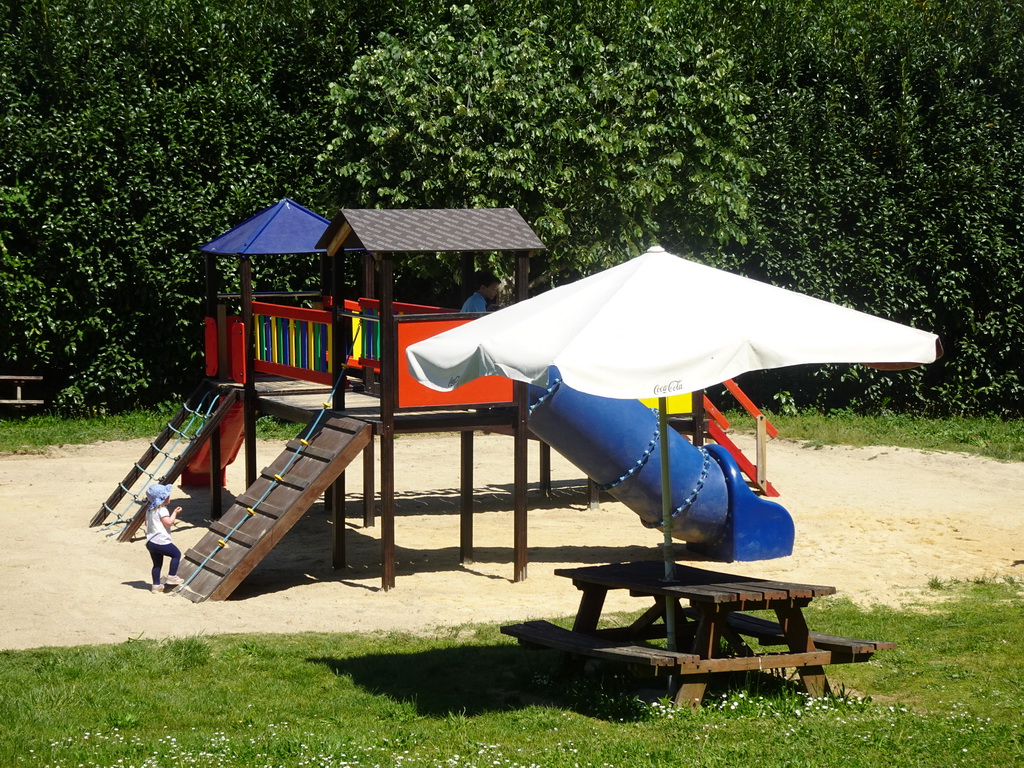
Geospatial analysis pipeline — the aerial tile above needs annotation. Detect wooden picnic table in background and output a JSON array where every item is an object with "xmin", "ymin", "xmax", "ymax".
[{"xmin": 0, "ymin": 375, "xmax": 44, "ymax": 407}]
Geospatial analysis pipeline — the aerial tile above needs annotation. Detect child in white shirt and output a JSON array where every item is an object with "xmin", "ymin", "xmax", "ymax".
[{"xmin": 144, "ymin": 483, "xmax": 184, "ymax": 593}]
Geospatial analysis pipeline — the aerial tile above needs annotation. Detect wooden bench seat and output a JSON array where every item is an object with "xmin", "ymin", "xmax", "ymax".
[
  {"xmin": 501, "ymin": 620, "xmax": 698, "ymax": 669},
  {"xmin": 683, "ymin": 608, "xmax": 896, "ymax": 662},
  {"xmin": 501, "ymin": 620, "xmax": 833, "ymax": 675}
]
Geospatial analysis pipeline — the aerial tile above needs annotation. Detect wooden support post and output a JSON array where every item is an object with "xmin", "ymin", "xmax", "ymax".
[
  {"xmin": 362, "ymin": 436, "xmax": 376, "ymax": 527},
  {"xmin": 362, "ymin": 435, "xmax": 375, "ymax": 527},
  {"xmin": 379, "ymin": 253, "xmax": 396, "ymax": 590},
  {"xmin": 755, "ymin": 413, "xmax": 768, "ymax": 489},
  {"xmin": 587, "ymin": 478, "xmax": 600, "ymax": 510},
  {"xmin": 571, "ymin": 587, "xmax": 608, "ymax": 633},
  {"xmin": 673, "ymin": 673, "xmax": 713, "ymax": 709},
  {"xmin": 460, "ymin": 431, "xmax": 474, "ymax": 563},
  {"xmin": 512, "ymin": 249, "xmax": 530, "ymax": 582},
  {"xmin": 209, "ymin": 425, "xmax": 222, "ymax": 520},
  {"xmin": 331, "ymin": 474, "xmax": 346, "ymax": 569},
  {"xmin": 205, "ymin": 252, "xmax": 224, "ymax": 521},
  {"xmin": 240, "ymin": 257, "xmax": 257, "ymax": 489},
  {"xmin": 691, "ymin": 389, "xmax": 705, "ymax": 446},
  {"xmin": 331, "ymin": 242, "xmax": 346, "ymax": 412},
  {"xmin": 216, "ymin": 305, "xmax": 228, "ymax": 381},
  {"xmin": 539, "ymin": 442, "xmax": 551, "ymax": 498},
  {"xmin": 380, "ymin": 441, "xmax": 395, "ymax": 588},
  {"xmin": 776, "ymin": 604, "xmax": 832, "ymax": 697},
  {"xmin": 329, "ymin": 245, "xmax": 348, "ymax": 570},
  {"xmin": 361, "ymin": 252, "xmax": 377, "ymax": 394}
]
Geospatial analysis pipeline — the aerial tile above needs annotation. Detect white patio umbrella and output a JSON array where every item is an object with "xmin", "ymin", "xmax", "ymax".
[
  {"xmin": 407, "ymin": 247, "xmax": 940, "ymax": 399},
  {"xmin": 407, "ymin": 246, "xmax": 940, "ymax": 648}
]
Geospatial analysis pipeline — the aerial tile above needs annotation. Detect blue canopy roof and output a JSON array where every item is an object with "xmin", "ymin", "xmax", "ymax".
[{"xmin": 199, "ymin": 198, "xmax": 330, "ymax": 255}]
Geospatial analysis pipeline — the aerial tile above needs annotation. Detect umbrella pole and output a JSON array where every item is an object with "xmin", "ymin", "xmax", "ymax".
[{"xmin": 658, "ymin": 398, "xmax": 677, "ymax": 655}]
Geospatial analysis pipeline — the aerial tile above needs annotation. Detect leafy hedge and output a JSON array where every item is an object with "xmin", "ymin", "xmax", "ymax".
[
  {"xmin": 705, "ymin": 0, "xmax": 1024, "ymax": 416},
  {"xmin": 320, "ymin": 6, "xmax": 762, "ymax": 287},
  {"xmin": 0, "ymin": 0, "xmax": 354, "ymax": 411},
  {"xmin": 1, "ymin": 0, "xmax": 1022, "ymax": 416}
]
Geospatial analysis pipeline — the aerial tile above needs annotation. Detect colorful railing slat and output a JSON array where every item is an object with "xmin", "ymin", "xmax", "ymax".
[
  {"xmin": 251, "ymin": 297, "xmax": 454, "ymax": 385},
  {"xmin": 252, "ymin": 302, "xmax": 334, "ymax": 386}
]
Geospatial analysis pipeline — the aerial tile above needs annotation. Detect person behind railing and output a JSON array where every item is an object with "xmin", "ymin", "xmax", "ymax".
[{"xmin": 460, "ymin": 270, "xmax": 501, "ymax": 313}]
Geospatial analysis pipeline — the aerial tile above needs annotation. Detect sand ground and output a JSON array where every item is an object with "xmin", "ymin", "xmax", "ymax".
[{"xmin": 1, "ymin": 431, "xmax": 1022, "ymax": 650}]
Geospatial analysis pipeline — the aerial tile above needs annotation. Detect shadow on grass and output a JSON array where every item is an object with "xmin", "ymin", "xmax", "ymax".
[
  {"xmin": 309, "ymin": 643, "xmax": 554, "ymax": 716},
  {"xmin": 308, "ymin": 643, "xmax": 808, "ymax": 720}
]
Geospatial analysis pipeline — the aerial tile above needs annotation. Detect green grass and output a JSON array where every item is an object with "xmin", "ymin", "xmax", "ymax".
[
  {"xmin": 1, "ymin": 578, "xmax": 1022, "ymax": 767},
  {"xmin": 3, "ymin": 406, "xmax": 1021, "ymax": 765},
  {"xmin": 724, "ymin": 409, "xmax": 1024, "ymax": 462},
  {"xmin": 0, "ymin": 409, "xmax": 177, "ymax": 453},
  {"xmin": 4, "ymin": 406, "xmax": 1023, "ymax": 461},
  {"xmin": 0, "ymin": 410, "xmax": 303, "ymax": 454}
]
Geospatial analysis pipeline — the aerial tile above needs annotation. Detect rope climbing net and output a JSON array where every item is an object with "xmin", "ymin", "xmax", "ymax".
[{"xmin": 97, "ymin": 389, "xmax": 224, "ymax": 538}]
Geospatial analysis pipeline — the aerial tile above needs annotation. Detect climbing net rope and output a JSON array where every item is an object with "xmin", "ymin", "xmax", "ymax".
[{"xmin": 98, "ymin": 389, "xmax": 224, "ymax": 538}]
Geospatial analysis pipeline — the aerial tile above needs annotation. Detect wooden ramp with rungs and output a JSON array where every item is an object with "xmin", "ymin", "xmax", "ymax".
[{"xmin": 176, "ymin": 414, "xmax": 372, "ymax": 603}]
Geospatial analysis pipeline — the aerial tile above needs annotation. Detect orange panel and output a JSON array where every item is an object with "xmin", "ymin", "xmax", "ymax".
[{"xmin": 396, "ymin": 319, "xmax": 513, "ymax": 408}]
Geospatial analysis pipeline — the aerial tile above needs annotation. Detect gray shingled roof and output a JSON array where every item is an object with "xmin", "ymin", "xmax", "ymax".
[{"xmin": 316, "ymin": 208, "xmax": 546, "ymax": 254}]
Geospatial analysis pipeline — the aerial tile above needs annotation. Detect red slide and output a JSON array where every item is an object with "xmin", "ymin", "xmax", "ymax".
[{"xmin": 180, "ymin": 402, "xmax": 245, "ymax": 487}]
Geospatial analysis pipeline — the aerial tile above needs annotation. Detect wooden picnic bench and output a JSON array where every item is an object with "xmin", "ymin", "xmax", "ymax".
[
  {"xmin": 0, "ymin": 375, "xmax": 44, "ymax": 406},
  {"xmin": 501, "ymin": 561, "xmax": 895, "ymax": 708}
]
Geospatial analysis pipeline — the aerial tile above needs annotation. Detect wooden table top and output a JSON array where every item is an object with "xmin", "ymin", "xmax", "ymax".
[{"xmin": 554, "ymin": 561, "xmax": 836, "ymax": 604}]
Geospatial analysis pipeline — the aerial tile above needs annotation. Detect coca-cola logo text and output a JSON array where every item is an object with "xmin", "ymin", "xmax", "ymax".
[{"xmin": 652, "ymin": 380, "xmax": 688, "ymax": 396}]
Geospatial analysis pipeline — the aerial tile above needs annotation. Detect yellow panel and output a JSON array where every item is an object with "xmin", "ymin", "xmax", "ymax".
[{"xmin": 638, "ymin": 392, "xmax": 693, "ymax": 414}]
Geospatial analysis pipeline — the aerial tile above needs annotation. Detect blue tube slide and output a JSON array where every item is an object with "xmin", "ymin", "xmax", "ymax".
[{"xmin": 528, "ymin": 375, "xmax": 794, "ymax": 562}]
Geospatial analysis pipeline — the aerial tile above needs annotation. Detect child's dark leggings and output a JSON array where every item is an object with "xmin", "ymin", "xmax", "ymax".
[{"xmin": 146, "ymin": 540, "xmax": 181, "ymax": 585}]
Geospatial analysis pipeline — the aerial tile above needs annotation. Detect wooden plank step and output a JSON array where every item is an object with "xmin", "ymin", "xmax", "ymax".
[
  {"xmin": 183, "ymin": 549, "xmax": 233, "ymax": 578},
  {"xmin": 233, "ymin": 495, "xmax": 290, "ymax": 520},
  {"xmin": 285, "ymin": 440, "xmax": 338, "ymax": 462},
  {"xmin": 501, "ymin": 620, "xmax": 697, "ymax": 668},
  {"xmin": 208, "ymin": 519, "xmax": 261, "ymax": 548},
  {"xmin": 259, "ymin": 469, "xmax": 311, "ymax": 491}
]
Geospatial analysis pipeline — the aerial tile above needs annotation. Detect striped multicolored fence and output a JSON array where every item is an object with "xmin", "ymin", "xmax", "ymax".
[
  {"xmin": 251, "ymin": 298, "xmax": 457, "ymax": 386},
  {"xmin": 343, "ymin": 299, "xmax": 375, "ymax": 369},
  {"xmin": 253, "ymin": 301, "xmax": 334, "ymax": 385},
  {"xmin": 342, "ymin": 298, "xmax": 453, "ymax": 373}
]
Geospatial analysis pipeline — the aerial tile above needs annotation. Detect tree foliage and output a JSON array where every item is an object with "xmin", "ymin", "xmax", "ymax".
[
  {"xmin": 0, "ymin": 0, "xmax": 353, "ymax": 411},
  {"xmin": 1, "ymin": 0, "xmax": 1022, "ymax": 416},
  {"xmin": 319, "ymin": 6, "xmax": 761, "ymax": 286},
  {"xmin": 703, "ymin": 0, "xmax": 1024, "ymax": 415}
]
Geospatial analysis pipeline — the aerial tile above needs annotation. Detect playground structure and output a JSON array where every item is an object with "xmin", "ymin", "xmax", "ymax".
[{"xmin": 90, "ymin": 201, "xmax": 789, "ymax": 600}]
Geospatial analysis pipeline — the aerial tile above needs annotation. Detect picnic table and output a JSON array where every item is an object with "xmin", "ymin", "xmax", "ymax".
[
  {"xmin": 0, "ymin": 375, "xmax": 44, "ymax": 406},
  {"xmin": 501, "ymin": 561, "xmax": 895, "ymax": 707}
]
